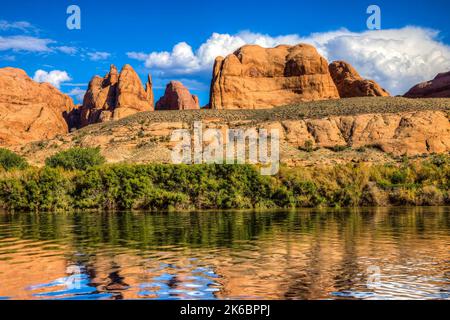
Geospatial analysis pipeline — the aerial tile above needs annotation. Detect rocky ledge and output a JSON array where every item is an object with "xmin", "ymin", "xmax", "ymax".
[{"xmin": 17, "ymin": 97, "xmax": 450, "ymax": 167}]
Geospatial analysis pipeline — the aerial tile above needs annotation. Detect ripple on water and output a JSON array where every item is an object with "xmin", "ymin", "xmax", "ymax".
[{"xmin": 0, "ymin": 208, "xmax": 448, "ymax": 300}]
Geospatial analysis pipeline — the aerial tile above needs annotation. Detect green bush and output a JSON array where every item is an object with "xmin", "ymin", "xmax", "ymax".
[
  {"xmin": 0, "ymin": 148, "xmax": 28, "ymax": 171},
  {"xmin": 0, "ymin": 155, "xmax": 449, "ymax": 211},
  {"xmin": 45, "ymin": 147, "xmax": 105, "ymax": 171}
]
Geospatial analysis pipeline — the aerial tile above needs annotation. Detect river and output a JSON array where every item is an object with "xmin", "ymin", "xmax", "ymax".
[{"xmin": 0, "ymin": 208, "xmax": 448, "ymax": 300}]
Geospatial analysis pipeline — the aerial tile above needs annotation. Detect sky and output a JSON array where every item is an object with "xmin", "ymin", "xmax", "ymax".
[{"xmin": 1, "ymin": 0, "xmax": 450, "ymax": 105}]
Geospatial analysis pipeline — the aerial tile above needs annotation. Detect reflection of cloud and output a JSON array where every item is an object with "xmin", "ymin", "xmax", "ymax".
[
  {"xmin": 128, "ymin": 27, "xmax": 450, "ymax": 95},
  {"xmin": 33, "ymin": 70, "xmax": 71, "ymax": 89}
]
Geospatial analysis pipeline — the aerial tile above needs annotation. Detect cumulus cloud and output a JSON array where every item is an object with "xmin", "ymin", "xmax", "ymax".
[
  {"xmin": 33, "ymin": 70, "xmax": 72, "ymax": 89},
  {"xmin": 67, "ymin": 87, "xmax": 86, "ymax": 102},
  {"xmin": 301, "ymin": 27, "xmax": 450, "ymax": 95},
  {"xmin": 127, "ymin": 27, "xmax": 450, "ymax": 95},
  {"xmin": 0, "ymin": 35, "xmax": 54, "ymax": 52},
  {"xmin": 87, "ymin": 51, "xmax": 111, "ymax": 61}
]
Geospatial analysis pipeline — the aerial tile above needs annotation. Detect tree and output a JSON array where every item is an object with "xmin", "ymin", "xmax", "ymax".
[
  {"xmin": 0, "ymin": 148, "xmax": 28, "ymax": 171},
  {"xmin": 45, "ymin": 147, "xmax": 106, "ymax": 171}
]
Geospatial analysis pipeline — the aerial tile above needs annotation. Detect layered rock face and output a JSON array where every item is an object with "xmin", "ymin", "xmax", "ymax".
[
  {"xmin": 80, "ymin": 64, "xmax": 153, "ymax": 126},
  {"xmin": 210, "ymin": 44, "xmax": 340, "ymax": 109},
  {"xmin": 329, "ymin": 61, "xmax": 390, "ymax": 98},
  {"xmin": 155, "ymin": 81, "xmax": 200, "ymax": 110},
  {"xmin": 280, "ymin": 111, "xmax": 449, "ymax": 156},
  {"xmin": 404, "ymin": 71, "xmax": 450, "ymax": 98},
  {"xmin": 0, "ymin": 67, "xmax": 74, "ymax": 146}
]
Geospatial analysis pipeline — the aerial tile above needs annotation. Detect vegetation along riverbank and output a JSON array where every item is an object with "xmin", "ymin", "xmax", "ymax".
[{"xmin": 0, "ymin": 148, "xmax": 448, "ymax": 212}]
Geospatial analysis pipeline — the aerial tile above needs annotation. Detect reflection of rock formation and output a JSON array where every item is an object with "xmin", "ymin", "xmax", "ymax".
[{"xmin": 1, "ymin": 209, "xmax": 449, "ymax": 300}]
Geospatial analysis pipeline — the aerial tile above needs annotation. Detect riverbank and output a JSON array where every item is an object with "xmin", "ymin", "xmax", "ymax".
[{"xmin": 0, "ymin": 155, "xmax": 448, "ymax": 211}]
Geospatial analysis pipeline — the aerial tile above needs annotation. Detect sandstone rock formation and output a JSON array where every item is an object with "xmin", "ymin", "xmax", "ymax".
[
  {"xmin": 0, "ymin": 67, "xmax": 74, "ymax": 146},
  {"xmin": 155, "ymin": 81, "xmax": 200, "ymax": 110},
  {"xmin": 210, "ymin": 44, "xmax": 340, "ymax": 109},
  {"xmin": 404, "ymin": 71, "xmax": 450, "ymax": 98},
  {"xmin": 329, "ymin": 61, "xmax": 390, "ymax": 98},
  {"xmin": 80, "ymin": 64, "xmax": 153, "ymax": 126},
  {"xmin": 19, "ymin": 97, "xmax": 450, "ymax": 166}
]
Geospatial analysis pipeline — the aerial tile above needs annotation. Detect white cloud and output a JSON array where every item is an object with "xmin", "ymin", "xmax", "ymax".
[
  {"xmin": 67, "ymin": 87, "xmax": 86, "ymax": 102},
  {"xmin": 300, "ymin": 27, "xmax": 450, "ymax": 95},
  {"xmin": 0, "ymin": 20, "xmax": 36, "ymax": 32},
  {"xmin": 33, "ymin": 70, "xmax": 72, "ymax": 89},
  {"xmin": 127, "ymin": 27, "xmax": 450, "ymax": 95},
  {"xmin": 55, "ymin": 46, "xmax": 77, "ymax": 55},
  {"xmin": 87, "ymin": 51, "xmax": 111, "ymax": 61},
  {"xmin": 0, "ymin": 35, "xmax": 54, "ymax": 52}
]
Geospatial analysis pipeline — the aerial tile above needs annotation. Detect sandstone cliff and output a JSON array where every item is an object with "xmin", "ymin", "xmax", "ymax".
[
  {"xmin": 0, "ymin": 67, "xmax": 74, "ymax": 146},
  {"xmin": 404, "ymin": 71, "xmax": 450, "ymax": 98},
  {"xmin": 155, "ymin": 81, "xmax": 200, "ymax": 111},
  {"xmin": 329, "ymin": 61, "xmax": 390, "ymax": 98},
  {"xmin": 210, "ymin": 44, "xmax": 340, "ymax": 109},
  {"xmin": 18, "ymin": 97, "xmax": 450, "ymax": 167},
  {"xmin": 80, "ymin": 64, "xmax": 153, "ymax": 127}
]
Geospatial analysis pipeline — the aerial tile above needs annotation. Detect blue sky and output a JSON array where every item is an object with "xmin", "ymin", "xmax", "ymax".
[{"xmin": 1, "ymin": 0, "xmax": 450, "ymax": 105}]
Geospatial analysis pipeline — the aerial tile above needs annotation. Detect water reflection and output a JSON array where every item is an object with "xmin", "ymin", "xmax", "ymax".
[{"xmin": 0, "ymin": 208, "xmax": 449, "ymax": 300}]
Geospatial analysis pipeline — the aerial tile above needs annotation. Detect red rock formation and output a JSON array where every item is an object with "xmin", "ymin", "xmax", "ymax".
[
  {"xmin": 80, "ymin": 64, "xmax": 154, "ymax": 126},
  {"xmin": 0, "ymin": 67, "xmax": 74, "ymax": 146},
  {"xmin": 155, "ymin": 81, "xmax": 200, "ymax": 111},
  {"xmin": 404, "ymin": 71, "xmax": 450, "ymax": 98},
  {"xmin": 209, "ymin": 44, "xmax": 340, "ymax": 109},
  {"xmin": 329, "ymin": 61, "xmax": 390, "ymax": 98}
]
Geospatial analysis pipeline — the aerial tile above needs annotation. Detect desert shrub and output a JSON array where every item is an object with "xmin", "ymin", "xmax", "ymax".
[
  {"xmin": 0, "ymin": 148, "xmax": 28, "ymax": 171},
  {"xmin": 301, "ymin": 140, "xmax": 315, "ymax": 152},
  {"xmin": 328, "ymin": 145, "xmax": 350, "ymax": 153},
  {"xmin": 45, "ymin": 147, "xmax": 105, "ymax": 171},
  {"xmin": 418, "ymin": 185, "xmax": 444, "ymax": 206}
]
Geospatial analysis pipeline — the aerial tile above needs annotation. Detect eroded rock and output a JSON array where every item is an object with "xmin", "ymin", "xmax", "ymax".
[
  {"xmin": 329, "ymin": 61, "xmax": 390, "ymax": 98},
  {"xmin": 80, "ymin": 64, "xmax": 154, "ymax": 126},
  {"xmin": 0, "ymin": 67, "xmax": 75, "ymax": 146},
  {"xmin": 404, "ymin": 71, "xmax": 450, "ymax": 98},
  {"xmin": 155, "ymin": 81, "xmax": 200, "ymax": 111},
  {"xmin": 210, "ymin": 44, "xmax": 340, "ymax": 109}
]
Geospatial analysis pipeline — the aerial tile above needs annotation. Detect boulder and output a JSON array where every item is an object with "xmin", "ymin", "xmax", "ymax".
[
  {"xmin": 155, "ymin": 81, "xmax": 200, "ymax": 110},
  {"xmin": 80, "ymin": 64, "xmax": 153, "ymax": 126},
  {"xmin": 404, "ymin": 71, "xmax": 450, "ymax": 98},
  {"xmin": 329, "ymin": 61, "xmax": 390, "ymax": 97},
  {"xmin": 209, "ymin": 44, "xmax": 340, "ymax": 109},
  {"xmin": 0, "ymin": 67, "xmax": 74, "ymax": 147}
]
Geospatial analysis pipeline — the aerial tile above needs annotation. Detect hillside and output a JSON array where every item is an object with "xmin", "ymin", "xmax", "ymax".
[{"xmin": 16, "ymin": 97, "xmax": 450, "ymax": 167}]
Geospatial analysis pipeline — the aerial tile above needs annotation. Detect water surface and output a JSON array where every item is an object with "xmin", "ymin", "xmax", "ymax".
[{"xmin": 0, "ymin": 208, "xmax": 448, "ymax": 300}]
